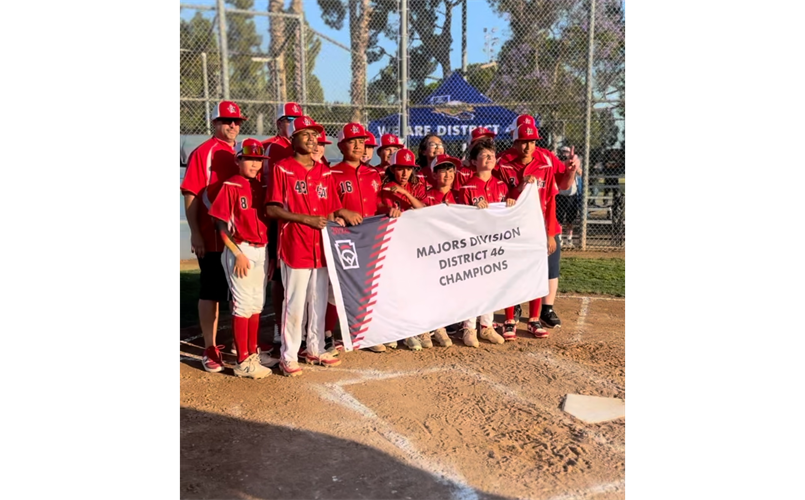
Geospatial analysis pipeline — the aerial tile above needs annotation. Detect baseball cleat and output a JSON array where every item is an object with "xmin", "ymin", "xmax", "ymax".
[
  {"xmin": 479, "ymin": 325, "xmax": 505, "ymax": 344},
  {"xmin": 304, "ymin": 351, "xmax": 342, "ymax": 367},
  {"xmin": 419, "ymin": 332, "xmax": 434, "ymax": 349},
  {"xmin": 385, "ymin": 341, "xmax": 398, "ymax": 349},
  {"xmin": 432, "ymin": 328, "xmax": 452, "ymax": 347},
  {"xmin": 280, "ymin": 360, "xmax": 303, "ymax": 377},
  {"xmin": 540, "ymin": 308, "xmax": 561, "ymax": 328},
  {"xmin": 259, "ymin": 351, "xmax": 280, "ymax": 367},
  {"xmin": 502, "ymin": 321, "xmax": 517, "ymax": 341},
  {"xmin": 528, "ymin": 320, "xmax": 550, "ymax": 338},
  {"xmin": 202, "ymin": 346, "xmax": 224, "ymax": 373},
  {"xmin": 366, "ymin": 344, "xmax": 387, "ymax": 353},
  {"xmin": 461, "ymin": 328, "xmax": 480, "ymax": 348},
  {"xmin": 233, "ymin": 354, "xmax": 272, "ymax": 379},
  {"xmin": 404, "ymin": 336, "xmax": 422, "ymax": 351}
]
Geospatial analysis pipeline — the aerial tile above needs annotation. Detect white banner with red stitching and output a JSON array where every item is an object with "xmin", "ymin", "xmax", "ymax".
[{"xmin": 322, "ymin": 183, "xmax": 548, "ymax": 351}]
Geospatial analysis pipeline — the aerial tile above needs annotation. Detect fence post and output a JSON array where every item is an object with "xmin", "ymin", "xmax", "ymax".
[
  {"xmin": 216, "ymin": 0, "xmax": 230, "ymax": 99},
  {"xmin": 580, "ymin": 0, "xmax": 596, "ymax": 251},
  {"xmin": 400, "ymin": 0, "xmax": 409, "ymax": 144},
  {"xmin": 299, "ymin": 14, "xmax": 307, "ymax": 105},
  {"xmin": 202, "ymin": 52, "xmax": 211, "ymax": 135}
]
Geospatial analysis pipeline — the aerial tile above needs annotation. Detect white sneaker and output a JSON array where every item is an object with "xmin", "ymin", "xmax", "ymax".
[
  {"xmin": 462, "ymin": 328, "xmax": 479, "ymax": 348},
  {"xmin": 233, "ymin": 353, "xmax": 272, "ymax": 379},
  {"xmin": 404, "ymin": 336, "xmax": 422, "ymax": 351},
  {"xmin": 479, "ymin": 326, "xmax": 505, "ymax": 345},
  {"xmin": 418, "ymin": 332, "xmax": 434, "ymax": 349}
]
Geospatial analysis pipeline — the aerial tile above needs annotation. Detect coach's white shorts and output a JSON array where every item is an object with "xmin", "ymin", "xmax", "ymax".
[{"xmin": 222, "ymin": 244, "xmax": 268, "ymax": 318}]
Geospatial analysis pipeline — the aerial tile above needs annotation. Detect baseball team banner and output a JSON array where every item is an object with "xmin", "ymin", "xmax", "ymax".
[{"xmin": 322, "ymin": 184, "xmax": 549, "ymax": 351}]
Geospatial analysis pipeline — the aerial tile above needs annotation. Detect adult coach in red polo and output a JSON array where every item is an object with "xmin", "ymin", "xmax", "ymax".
[
  {"xmin": 261, "ymin": 102, "xmax": 304, "ymax": 344},
  {"xmin": 266, "ymin": 116, "xmax": 362, "ymax": 377},
  {"xmin": 181, "ymin": 100, "xmax": 246, "ymax": 373}
]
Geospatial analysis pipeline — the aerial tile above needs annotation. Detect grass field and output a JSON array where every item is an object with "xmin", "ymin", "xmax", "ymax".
[{"xmin": 180, "ymin": 257, "xmax": 624, "ymax": 327}]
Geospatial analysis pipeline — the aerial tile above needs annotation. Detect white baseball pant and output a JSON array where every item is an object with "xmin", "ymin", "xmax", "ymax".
[
  {"xmin": 463, "ymin": 312, "xmax": 495, "ymax": 330},
  {"xmin": 222, "ymin": 244, "xmax": 268, "ymax": 318},
  {"xmin": 280, "ymin": 261, "xmax": 329, "ymax": 363}
]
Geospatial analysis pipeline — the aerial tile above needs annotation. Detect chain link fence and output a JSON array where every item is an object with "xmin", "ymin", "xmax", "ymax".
[{"xmin": 179, "ymin": 0, "xmax": 624, "ymax": 250}]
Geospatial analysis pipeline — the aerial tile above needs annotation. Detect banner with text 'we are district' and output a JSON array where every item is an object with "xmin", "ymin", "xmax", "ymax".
[{"xmin": 322, "ymin": 184, "xmax": 548, "ymax": 351}]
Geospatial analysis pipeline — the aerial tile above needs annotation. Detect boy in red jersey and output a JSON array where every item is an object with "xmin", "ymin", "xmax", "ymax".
[
  {"xmin": 208, "ymin": 138, "xmax": 275, "ymax": 379},
  {"xmin": 374, "ymin": 133, "xmax": 403, "ymax": 177}
]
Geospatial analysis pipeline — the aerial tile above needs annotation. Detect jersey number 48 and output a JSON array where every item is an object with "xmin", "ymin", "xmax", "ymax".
[{"xmin": 294, "ymin": 180, "xmax": 308, "ymax": 195}]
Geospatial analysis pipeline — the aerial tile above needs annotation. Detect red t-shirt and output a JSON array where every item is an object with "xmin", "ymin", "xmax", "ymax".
[
  {"xmin": 208, "ymin": 174, "xmax": 269, "ymax": 246},
  {"xmin": 180, "ymin": 136, "xmax": 239, "ymax": 253},
  {"xmin": 268, "ymin": 158, "xmax": 342, "ymax": 269},
  {"xmin": 501, "ymin": 157, "xmax": 560, "ymax": 236},
  {"xmin": 422, "ymin": 187, "xmax": 459, "ymax": 206},
  {"xmin": 330, "ymin": 162, "xmax": 383, "ymax": 217},
  {"xmin": 377, "ymin": 181, "xmax": 426, "ymax": 213},
  {"xmin": 456, "ymin": 174, "xmax": 511, "ymax": 206}
]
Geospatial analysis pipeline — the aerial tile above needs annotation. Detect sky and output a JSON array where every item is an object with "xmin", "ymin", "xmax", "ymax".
[{"xmin": 180, "ymin": 0, "xmax": 511, "ymax": 103}]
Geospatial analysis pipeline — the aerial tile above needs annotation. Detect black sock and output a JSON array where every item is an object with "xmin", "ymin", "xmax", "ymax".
[{"xmin": 541, "ymin": 304, "xmax": 553, "ymax": 315}]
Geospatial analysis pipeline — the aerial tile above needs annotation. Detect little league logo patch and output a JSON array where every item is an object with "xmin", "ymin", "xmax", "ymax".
[{"xmin": 335, "ymin": 240, "xmax": 359, "ymax": 270}]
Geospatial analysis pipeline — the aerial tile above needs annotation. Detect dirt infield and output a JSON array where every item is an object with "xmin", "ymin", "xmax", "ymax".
[{"xmin": 180, "ymin": 296, "xmax": 625, "ymax": 500}]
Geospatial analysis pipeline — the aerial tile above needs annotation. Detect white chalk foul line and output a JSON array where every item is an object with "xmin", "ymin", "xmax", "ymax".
[
  {"xmin": 558, "ymin": 294, "xmax": 624, "ymax": 302},
  {"xmin": 572, "ymin": 297, "xmax": 591, "ymax": 343},
  {"xmin": 314, "ymin": 382, "xmax": 479, "ymax": 500}
]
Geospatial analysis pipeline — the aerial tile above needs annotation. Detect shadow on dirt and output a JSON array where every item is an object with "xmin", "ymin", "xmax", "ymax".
[{"xmin": 181, "ymin": 407, "xmax": 515, "ymax": 500}]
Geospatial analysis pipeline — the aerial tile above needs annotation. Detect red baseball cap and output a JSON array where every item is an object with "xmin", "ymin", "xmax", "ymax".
[
  {"xmin": 429, "ymin": 154, "xmax": 461, "ymax": 171},
  {"xmin": 337, "ymin": 122, "xmax": 370, "ymax": 143},
  {"xmin": 512, "ymin": 123, "xmax": 540, "ymax": 141},
  {"xmin": 317, "ymin": 130, "xmax": 332, "ymax": 145},
  {"xmin": 279, "ymin": 102, "xmax": 303, "ymax": 119},
  {"xmin": 505, "ymin": 114, "xmax": 536, "ymax": 133},
  {"xmin": 378, "ymin": 133, "xmax": 403, "ymax": 150},
  {"xmin": 468, "ymin": 126, "xmax": 496, "ymax": 145},
  {"xmin": 365, "ymin": 132, "xmax": 378, "ymax": 147},
  {"xmin": 212, "ymin": 101, "xmax": 247, "ymax": 121},
  {"xmin": 237, "ymin": 138, "xmax": 268, "ymax": 159},
  {"xmin": 390, "ymin": 148, "xmax": 417, "ymax": 168},
  {"xmin": 290, "ymin": 115, "xmax": 324, "ymax": 136}
]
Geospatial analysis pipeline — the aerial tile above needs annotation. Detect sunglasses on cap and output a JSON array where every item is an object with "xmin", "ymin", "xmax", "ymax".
[
  {"xmin": 280, "ymin": 116, "xmax": 297, "ymax": 122},
  {"xmin": 239, "ymin": 143, "xmax": 265, "ymax": 157}
]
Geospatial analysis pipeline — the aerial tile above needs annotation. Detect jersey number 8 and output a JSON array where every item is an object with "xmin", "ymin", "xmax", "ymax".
[{"xmin": 240, "ymin": 197, "xmax": 248, "ymax": 209}]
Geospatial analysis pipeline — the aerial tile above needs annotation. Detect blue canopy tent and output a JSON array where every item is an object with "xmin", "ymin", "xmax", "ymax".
[{"xmin": 367, "ymin": 72, "xmax": 538, "ymax": 147}]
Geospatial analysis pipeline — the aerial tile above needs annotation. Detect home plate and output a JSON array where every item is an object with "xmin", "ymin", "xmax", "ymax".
[{"xmin": 562, "ymin": 394, "xmax": 625, "ymax": 424}]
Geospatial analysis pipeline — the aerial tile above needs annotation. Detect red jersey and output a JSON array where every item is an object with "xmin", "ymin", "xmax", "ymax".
[
  {"xmin": 415, "ymin": 164, "xmax": 437, "ymax": 189},
  {"xmin": 456, "ymin": 174, "xmax": 511, "ymax": 206},
  {"xmin": 268, "ymin": 157, "xmax": 342, "ymax": 269},
  {"xmin": 373, "ymin": 161, "xmax": 390, "ymax": 178},
  {"xmin": 500, "ymin": 157, "xmax": 560, "ymax": 236},
  {"xmin": 330, "ymin": 162, "xmax": 383, "ymax": 217},
  {"xmin": 497, "ymin": 146, "xmax": 567, "ymax": 186},
  {"xmin": 208, "ymin": 174, "xmax": 268, "ymax": 246},
  {"xmin": 453, "ymin": 166, "xmax": 475, "ymax": 189},
  {"xmin": 180, "ymin": 136, "xmax": 239, "ymax": 253},
  {"xmin": 422, "ymin": 187, "xmax": 459, "ymax": 207},
  {"xmin": 378, "ymin": 181, "xmax": 426, "ymax": 213},
  {"xmin": 260, "ymin": 135, "xmax": 294, "ymax": 193}
]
